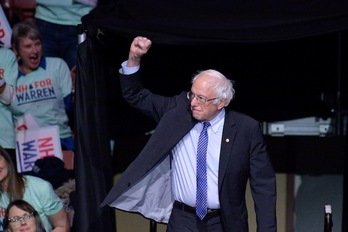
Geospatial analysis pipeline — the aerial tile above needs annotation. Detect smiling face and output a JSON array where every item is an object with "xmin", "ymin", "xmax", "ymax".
[
  {"xmin": 190, "ymin": 73, "xmax": 226, "ymax": 122},
  {"xmin": 13, "ymin": 37, "xmax": 42, "ymax": 74},
  {"xmin": 7, "ymin": 206, "xmax": 36, "ymax": 232}
]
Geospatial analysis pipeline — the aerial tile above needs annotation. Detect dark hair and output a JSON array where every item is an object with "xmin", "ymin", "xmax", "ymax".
[
  {"xmin": 0, "ymin": 146, "xmax": 25, "ymax": 201},
  {"xmin": 11, "ymin": 22, "xmax": 41, "ymax": 51},
  {"xmin": 3, "ymin": 199, "xmax": 46, "ymax": 232}
]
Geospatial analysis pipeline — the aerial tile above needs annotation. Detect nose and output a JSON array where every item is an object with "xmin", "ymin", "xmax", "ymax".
[
  {"xmin": 20, "ymin": 218, "xmax": 26, "ymax": 225},
  {"xmin": 190, "ymin": 96, "xmax": 198, "ymax": 106},
  {"xmin": 33, "ymin": 45, "xmax": 39, "ymax": 53}
]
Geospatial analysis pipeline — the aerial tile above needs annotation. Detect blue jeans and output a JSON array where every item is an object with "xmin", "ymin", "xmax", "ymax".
[{"xmin": 36, "ymin": 19, "xmax": 77, "ymax": 69}]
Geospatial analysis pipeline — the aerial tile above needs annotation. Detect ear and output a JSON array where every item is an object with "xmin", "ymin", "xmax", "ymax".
[
  {"xmin": 11, "ymin": 44, "xmax": 20, "ymax": 59},
  {"xmin": 217, "ymin": 99, "xmax": 226, "ymax": 110}
]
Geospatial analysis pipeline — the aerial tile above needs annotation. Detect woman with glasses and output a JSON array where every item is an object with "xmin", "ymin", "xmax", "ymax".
[
  {"xmin": 0, "ymin": 146, "xmax": 69, "ymax": 231},
  {"xmin": 3, "ymin": 199, "xmax": 46, "ymax": 232}
]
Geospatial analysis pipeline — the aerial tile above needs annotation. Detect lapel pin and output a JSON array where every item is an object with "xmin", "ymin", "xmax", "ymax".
[{"xmin": 225, "ymin": 138, "xmax": 230, "ymax": 143}]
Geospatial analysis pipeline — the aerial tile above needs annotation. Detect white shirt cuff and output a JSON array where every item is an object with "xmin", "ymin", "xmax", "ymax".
[{"xmin": 119, "ymin": 60, "xmax": 140, "ymax": 75}]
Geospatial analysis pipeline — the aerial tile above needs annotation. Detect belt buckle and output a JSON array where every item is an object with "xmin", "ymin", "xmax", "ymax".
[{"xmin": 205, "ymin": 209, "xmax": 220, "ymax": 219}]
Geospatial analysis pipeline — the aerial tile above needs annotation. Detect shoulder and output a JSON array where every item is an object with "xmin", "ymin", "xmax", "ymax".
[
  {"xmin": 0, "ymin": 48, "xmax": 15, "ymax": 56},
  {"xmin": 24, "ymin": 175, "xmax": 51, "ymax": 186},
  {"xmin": 227, "ymin": 109, "xmax": 259, "ymax": 124},
  {"xmin": 0, "ymin": 48, "xmax": 16, "ymax": 62},
  {"xmin": 24, "ymin": 176, "xmax": 57, "ymax": 197},
  {"xmin": 44, "ymin": 57, "xmax": 70, "ymax": 74},
  {"xmin": 45, "ymin": 57, "xmax": 67, "ymax": 66},
  {"xmin": 225, "ymin": 109, "xmax": 263, "ymax": 134},
  {"xmin": 44, "ymin": 57, "xmax": 69, "ymax": 69}
]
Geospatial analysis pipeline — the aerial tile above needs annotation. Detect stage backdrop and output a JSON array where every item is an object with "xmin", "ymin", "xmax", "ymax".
[{"xmin": 75, "ymin": 0, "xmax": 348, "ymax": 231}]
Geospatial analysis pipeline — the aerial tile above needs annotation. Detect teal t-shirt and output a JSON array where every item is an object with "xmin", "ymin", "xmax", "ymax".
[
  {"xmin": 35, "ymin": 0, "xmax": 94, "ymax": 25},
  {"xmin": 10, "ymin": 57, "xmax": 73, "ymax": 139},
  {"xmin": 0, "ymin": 48, "xmax": 18, "ymax": 149},
  {"xmin": 0, "ymin": 175, "xmax": 64, "ymax": 231}
]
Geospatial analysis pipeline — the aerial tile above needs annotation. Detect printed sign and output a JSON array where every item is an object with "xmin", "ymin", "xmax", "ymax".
[
  {"xmin": 16, "ymin": 113, "xmax": 39, "ymax": 131},
  {"xmin": 0, "ymin": 5, "xmax": 12, "ymax": 48},
  {"xmin": 16, "ymin": 126, "xmax": 63, "ymax": 173}
]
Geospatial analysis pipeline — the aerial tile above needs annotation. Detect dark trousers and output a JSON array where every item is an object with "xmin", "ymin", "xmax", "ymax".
[{"xmin": 167, "ymin": 203, "xmax": 224, "ymax": 232}]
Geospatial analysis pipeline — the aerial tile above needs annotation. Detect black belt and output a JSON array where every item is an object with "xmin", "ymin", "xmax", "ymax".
[{"xmin": 173, "ymin": 201, "xmax": 221, "ymax": 219}]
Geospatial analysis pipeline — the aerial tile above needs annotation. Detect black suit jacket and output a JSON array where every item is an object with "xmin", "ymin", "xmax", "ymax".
[{"xmin": 102, "ymin": 71, "xmax": 277, "ymax": 232}]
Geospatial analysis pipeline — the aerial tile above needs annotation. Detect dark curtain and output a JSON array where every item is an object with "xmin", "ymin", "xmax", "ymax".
[
  {"xmin": 86, "ymin": 0, "xmax": 348, "ymax": 43},
  {"xmin": 74, "ymin": 31, "xmax": 116, "ymax": 232},
  {"xmin": 80, "ymin": 0, "xmax": 348, "ymax": 123}
]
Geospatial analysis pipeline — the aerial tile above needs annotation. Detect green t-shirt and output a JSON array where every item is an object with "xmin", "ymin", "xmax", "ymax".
[
  {"xmin": 10, "ymin": 57, "xmax": 73, "ymax": 139},
  {"xmin": 35, "ymin": 0, "xmax": 94, "ymax": 25}
]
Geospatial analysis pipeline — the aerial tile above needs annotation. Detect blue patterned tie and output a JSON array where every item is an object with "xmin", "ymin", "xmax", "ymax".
[{"xmin": 196, "ymin": 122, "xmax": 210, "ymax": 220}]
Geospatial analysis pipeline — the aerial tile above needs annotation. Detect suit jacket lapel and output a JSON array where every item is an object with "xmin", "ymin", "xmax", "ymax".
[{"xmin": 218, "ymin": 110, "xmax": 237, "ymax": 188}]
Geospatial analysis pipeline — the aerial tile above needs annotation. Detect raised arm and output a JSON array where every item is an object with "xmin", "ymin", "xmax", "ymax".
[
  {"xmin": 0, "ymin": 47, "xmax": 17, "ymax": 103},
  {"xmin": 0, "ymin": 81, "xmax": 15, "ymax": 105}
]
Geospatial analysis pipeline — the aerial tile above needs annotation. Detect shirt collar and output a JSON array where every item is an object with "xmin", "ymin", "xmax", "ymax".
[{"xmin": 205, "ymin": 108, "xmax": 225, "ymax": 133}]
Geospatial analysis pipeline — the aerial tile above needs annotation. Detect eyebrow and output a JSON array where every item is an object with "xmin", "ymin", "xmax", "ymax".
[{"xmin": 10, "ymin": 212, "xmax": 32, "ymax": 217}]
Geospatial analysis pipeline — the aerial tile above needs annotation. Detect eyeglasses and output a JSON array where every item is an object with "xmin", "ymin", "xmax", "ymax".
[
  {"xmin": 187, "ymin": 91, "xmax": 219, "ymax": 104},
  {"xmin": 8, "ymin": 212, "xmax": 34, "ymax": 225}
]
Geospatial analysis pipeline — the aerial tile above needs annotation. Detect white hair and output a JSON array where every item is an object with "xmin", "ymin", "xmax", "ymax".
[{"xmin": 191, "ymin": 69, "xmax": 235, "ymax": 106}]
